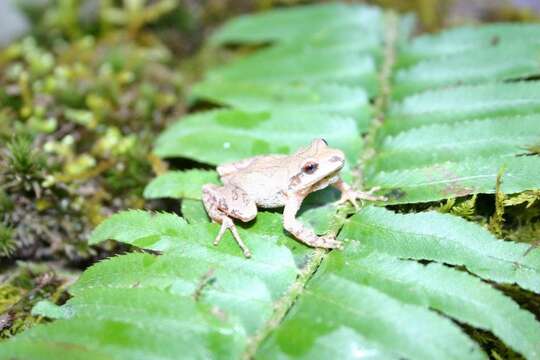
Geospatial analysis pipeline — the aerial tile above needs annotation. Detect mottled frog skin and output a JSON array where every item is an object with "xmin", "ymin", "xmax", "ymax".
[{"xmin": 202, "ymin": 139, "xmax": 385, "ymax": 257}]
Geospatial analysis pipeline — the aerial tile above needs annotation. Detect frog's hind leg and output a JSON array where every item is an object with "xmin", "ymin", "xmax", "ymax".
[
  {"xmin": 202, "ymin": 184, "xmax": 257, "ymax": 258},
  {"xmin": 283, "ymin": 194, "xmax": 343, "ymax": 249}
]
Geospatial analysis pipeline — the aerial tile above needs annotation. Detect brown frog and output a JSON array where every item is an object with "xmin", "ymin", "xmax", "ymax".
[{"xmin": 202, "ymin": 139, "xmax": 385, "ymax": 257}]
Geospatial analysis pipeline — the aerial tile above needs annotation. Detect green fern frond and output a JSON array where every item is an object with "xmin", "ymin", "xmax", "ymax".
[
  {"xmin": 393, "ymin": 43, "xmax": 540, "ymax": 98},
  {"xmin": 2, "ymin": 4, "xmax": 540, "ymax": 360},
  {"xmin": 154, "ymin": 109, "xmax": 361, "ymax": 168},
  {"xmin": 385, "ymin": 81, "xmax": 540, "ymax": 135}
]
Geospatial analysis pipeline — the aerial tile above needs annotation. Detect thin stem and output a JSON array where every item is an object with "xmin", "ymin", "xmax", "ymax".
[
  {"xmin": 361, "ymin": 11, "xmax": 399, "ymax": 166},
  {"xmin": 241, "ymin": 247, "xmax": 327, "ymax": 360}
]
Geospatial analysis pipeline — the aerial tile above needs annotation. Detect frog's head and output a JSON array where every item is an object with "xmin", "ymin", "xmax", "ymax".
[{"xmin": 288, "ymin": 138, "xmax": 345, "ymax": 193}]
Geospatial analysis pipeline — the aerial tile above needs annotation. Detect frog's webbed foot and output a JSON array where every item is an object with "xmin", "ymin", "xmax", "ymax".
[
  {"xmin": 202, "ymin": 184, "xmax": 256, "ymax": 258},
  {"xmin": 334, "ymin": 180, "xmax": 387, "ymax": 210}
]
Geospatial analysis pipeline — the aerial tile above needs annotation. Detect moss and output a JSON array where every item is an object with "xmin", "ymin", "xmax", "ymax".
[
  {"xmin": 0, "ymin": 190, "xmax": 13, "ymax": 215},
  {"xmin": 487, "ymin": 167, "xmax": 506, "ymax": 237},
  {"xmin": 0, "ymin": 0, "xmax": 189, "ymax": 262},
  {"xmin": 504, "ymin": 190, "xmax": 540, "ymax": 210},
  {"xmin": 503, "ymin": 192, "xmax": 540, "ymax": 251},
  {"xmin": 0, "ymin": 225, "xmax": 16, "ymax": 257},
  {"xmin": 103, "ymin": 145, "xmax": 153, "ymax": 195},
  {"xmin": 6, "ymin": 135, "xmax": 44, "ymax": 175},
  {"xmin": 0, "ymin": 263, "xmax": 72, "ymax": 339},
  {"xmin": 437, "ymin": 195, "xmax": 480, "ymax": 222},
  {"xmin": 0, "ymin": 284, "xmax": 23, "ymax": 314}
]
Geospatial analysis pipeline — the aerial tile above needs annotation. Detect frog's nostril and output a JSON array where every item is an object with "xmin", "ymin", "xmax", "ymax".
[{"xmin": 330, "ymin": 156, "xmax": 342, "ymax": 163}]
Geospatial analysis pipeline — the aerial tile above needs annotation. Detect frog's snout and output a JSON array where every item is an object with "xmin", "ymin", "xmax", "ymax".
[{"xmin": 330, "ymin": 155, "xmax": 343, "ymax": 163}]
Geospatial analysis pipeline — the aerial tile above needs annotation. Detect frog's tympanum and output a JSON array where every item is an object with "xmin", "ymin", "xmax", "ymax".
[{"xmin": 202, "ymin": 139, "xmax": 385, "ymax": 257}]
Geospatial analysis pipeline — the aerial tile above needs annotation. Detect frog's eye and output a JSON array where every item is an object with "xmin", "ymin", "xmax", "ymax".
[{"xmin": 302, "ymin": 162, "xmax": 318, "ymax": 174}]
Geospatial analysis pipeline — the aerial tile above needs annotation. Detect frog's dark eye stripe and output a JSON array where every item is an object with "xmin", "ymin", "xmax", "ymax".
[
  {"xmin": 302, "ymin": 162, "xmax": 318, "ymax": 174},
  {"xmin": 321, "ymin": 138, "xmax": 328, "ymax": 145}
]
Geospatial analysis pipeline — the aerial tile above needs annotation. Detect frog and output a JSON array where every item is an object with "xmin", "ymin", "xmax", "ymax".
[{"xmin": 202, "ymin": 138, "xmax": 386, "ymax": 258}]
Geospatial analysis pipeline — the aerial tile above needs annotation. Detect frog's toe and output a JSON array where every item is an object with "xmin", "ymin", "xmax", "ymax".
[
  {"xmin": 337, "ymin": 189, "xmax": 359, "ymax": 203},
  {"xmin": 317, "ymin": 236, "xmax": 343, "ymax": 249},
  {"xmin": 213, "ymin": 220, "xmax": 229, "ymax": 246},
  {"xmin": 339, "ymin": 189, "xmax": 387, "ymax": 205},
  {"xmin": 358, "ymin": 187, "xmax": 388, "ymax": 202},
  {"xmin": 213, "ymin": 217, "xmax": 252, "ymax": 258},
  {"xmin": 329, "ymin": 240, "xmax": 344, "ymax": 250}
]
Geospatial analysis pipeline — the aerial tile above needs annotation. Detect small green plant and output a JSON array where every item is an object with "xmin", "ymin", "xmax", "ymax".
[
  {"xmin": 0, "ymin": 224, "xmax": 16, "ymax": 257},
  {"xmin": 0, "ymin": 190, "xmax": 13, "ymax": 215},
  {"xmin": 6, "ymin": 135, "xmax": 43, "ymax": 175}
]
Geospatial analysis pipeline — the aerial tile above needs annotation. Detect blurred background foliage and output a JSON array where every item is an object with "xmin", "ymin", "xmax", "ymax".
[{"xmin": 0, "ymin": 0, "xmax": 538, "ymax": 339}]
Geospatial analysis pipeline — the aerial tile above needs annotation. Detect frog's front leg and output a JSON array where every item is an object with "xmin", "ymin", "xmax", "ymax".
[
  {"xmin": 202, "ymin": 184, "xmax": 257, "ymax": 258},
  {"xmin": 333, "ymin": 179, "xmax": 387, "ymax": 209},
  {"xmin": 283, "ymin": 193, "xmax": 342, "ymax": 249}
]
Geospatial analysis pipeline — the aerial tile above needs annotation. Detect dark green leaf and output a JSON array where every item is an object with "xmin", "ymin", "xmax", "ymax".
[
  {"xmin": 385, "ymin": 81, "xmax": 540, "ymax": 135},
  {"xmin": 339, "ymin": 206, "xmax": 540, "ymax": 293},
  {"xmin": 393, "ymin": 44, "xmax": 540, "ymax": 98},
  {"xmin": 370, "ymin": 115, "xmax": 540, "ymax": 172},
  {"xmin": 368, "ymin": 156, "xmax": 540, "ymax": 204}
]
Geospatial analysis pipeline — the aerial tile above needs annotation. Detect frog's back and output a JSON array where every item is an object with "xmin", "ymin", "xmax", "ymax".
[
  {"xmin": 221, "ymin": 155, "xmax": 291, "ymax": 208},
  {"xmin": 217, "ymin": 154, "xmax": 285, "ymax": 176}
]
